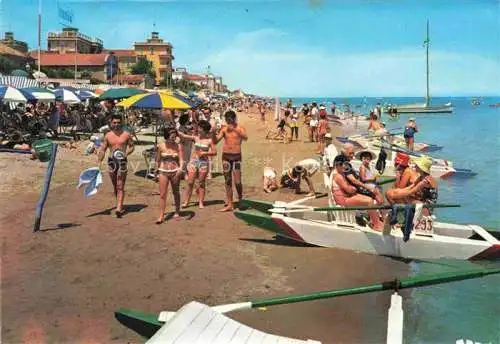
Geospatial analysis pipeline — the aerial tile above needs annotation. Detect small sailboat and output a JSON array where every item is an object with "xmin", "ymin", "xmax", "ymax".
[{"xmin": 391, "ymin": 21, "xmax": 453, "ymax": 114}]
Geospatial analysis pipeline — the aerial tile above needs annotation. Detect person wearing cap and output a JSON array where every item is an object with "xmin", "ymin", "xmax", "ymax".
[
  {"xmin": 385, "ymin": 156, "xmax": 438, "ymax": 207},
  {"xmin": 280, "ymin": 158, "xmax": 320, "ymax": 196},
  {"xmin": 98, "ymin": 114, "xmax": 135, "ymax": 218},
  {"xmin": 331, "ymin": 155, "xmax": 384, "ymax": 231},
  {"xmin": 322, "ymin": 133, "xmax": 338, "ymax": 174},
  {"xmin": 392, "ymin": 152, "xmax": 417, "ymax": 189},
  {"xmin": 404, "ymin": 118, "xmax": 418, "ymax": 151}
]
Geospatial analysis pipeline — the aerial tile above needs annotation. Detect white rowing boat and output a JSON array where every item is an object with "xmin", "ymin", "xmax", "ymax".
[
  {"xmin": 115, "ymin": 269, "xmax": 500, "ymax": 343},
  {"xmin": 234, "ymin": 182, "xmax": 500, "ymax": 261}
]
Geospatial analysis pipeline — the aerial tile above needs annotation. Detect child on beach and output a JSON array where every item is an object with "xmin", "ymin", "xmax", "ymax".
[
  {"xmin": 356, "ymin": 150, "xmax": 385, "ymax": 205},
  {"xmin": 263, "ymin": 167, "xmax": 278, "ymax": 193}
]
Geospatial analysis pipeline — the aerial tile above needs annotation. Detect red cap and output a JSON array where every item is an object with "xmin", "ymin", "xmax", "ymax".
[{"xmin": 394, "ymin": 152, "xmax": 410, "ymax": 167}]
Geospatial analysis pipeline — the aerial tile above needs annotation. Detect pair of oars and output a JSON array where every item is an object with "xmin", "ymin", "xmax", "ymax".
[
  {"xmin": 337, "ymin": 127, "xmax": 403, "ymax": 141},
  {"xmin": 270, "ymin": 203, "xmax": 460, "ymax": 214}
]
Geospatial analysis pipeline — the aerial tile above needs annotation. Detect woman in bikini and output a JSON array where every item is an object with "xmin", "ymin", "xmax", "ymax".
[
  {"xmin": 385, "ymin": 156, "xmax": 438, "ymax": 212},
  {"xmin": 317, "ymin": 112, "xmax": 330, "ymax": 154},
  {"xmin": 331, "ymin": 155, "xmax": 384, "ymax": 231},
  {"xmin": 179, "ymin": 120, "xmax": 217, "ymax": 209},
  {"xmin": 155, "ymin": 127, "xmax": 184, "ymax": 224}
]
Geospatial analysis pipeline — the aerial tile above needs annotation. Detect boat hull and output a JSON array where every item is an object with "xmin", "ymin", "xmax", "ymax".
[{"xmin": 234, "ymin": 209, "xmax": 500, "ymax": 261}]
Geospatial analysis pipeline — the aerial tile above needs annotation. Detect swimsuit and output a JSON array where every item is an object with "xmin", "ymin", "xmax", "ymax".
[
  {"xmin": 189, "ymin": 142, "xmax": 210, "ymax": 170},
  {"xmin": 222, "ymin": 152, "xmax": 242, "ymax": 172},
  {"xmin": 158, "ymin": 152, "xmax": 180, "ymax": 174},
  {"xmin": 107, "ymin": 149, "xmax": 127, "ymax": 173}
]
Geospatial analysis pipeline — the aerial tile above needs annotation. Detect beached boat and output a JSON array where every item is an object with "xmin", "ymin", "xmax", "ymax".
[
  {"xmin": 115, "ymin": 268, "xmax": 500, "ymax": 344},
  {"xmin": 234, "ymin": 196, "xmax": 500, "ymax": 261},
  {"xmin": 336, "ymin": 133, "xmax": 443, "ymax": 153},
  {"xmin": 388, "ymin": 21, "xmax": 453, "ymax": 114},
  {"xmin": 328, "ymin": 113, "xmax": 370, "ymax": 133},
  {"xmin": 347, "ymin": 143, "xmax": 476, "ymax": 179}
]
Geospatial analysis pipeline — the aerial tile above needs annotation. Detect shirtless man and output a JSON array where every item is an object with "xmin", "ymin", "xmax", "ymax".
[
  {"xmin": 214, "ymin": 110, "xmax": 248, "ymax": 211},
  {"xmin": 98, "ymin": 114, "xmax": 135, "ymax": 217}
]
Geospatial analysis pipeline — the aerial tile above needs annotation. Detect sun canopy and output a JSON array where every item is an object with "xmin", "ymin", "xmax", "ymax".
[
  {"xmin": 117, "ymin": 92, "xmax": 192, "ymax": 110},
  {"xmin": 98, "ymin": 88, "xmax": 147, "ymax": 100}
]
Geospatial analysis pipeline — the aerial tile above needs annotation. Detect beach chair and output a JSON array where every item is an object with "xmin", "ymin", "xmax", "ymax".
[{"xmin": 323, "ymin": 172, "xmax": 357, "ymax": 227}]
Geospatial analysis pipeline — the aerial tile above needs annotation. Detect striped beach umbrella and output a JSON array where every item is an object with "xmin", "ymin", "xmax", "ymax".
[
  {"xmin": 116, "ymin": 92, "xmax": 192, "ymax": 110},
  {"xmin": 98, "ymin": 88, "xmax": 146, "ymax": 100},
  {"xmin": 20, "ymin": 87, "xmax": 56, "ymax": 102},
  {"xmin": 75, "ymin": 89, "xmax": 98, "ymax": 100},
  {"xmin": 54, "ymin": 88, "xmax": 81, "ymax": 104},
  {"xmin": 0, "ymin": 86, "xmax": 35, "ymax": 103}
]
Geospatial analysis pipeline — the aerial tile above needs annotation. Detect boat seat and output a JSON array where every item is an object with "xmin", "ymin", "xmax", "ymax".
[{"xmin": 323, "ymin": 172, "xmax": 357, "ymax": 227}]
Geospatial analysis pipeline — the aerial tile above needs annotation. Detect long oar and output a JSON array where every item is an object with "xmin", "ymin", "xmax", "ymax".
[
  {"xmin": 270, "ymin": 203, "xmax": 460, "ymax": 214},
  {"xmin": 208, "ymin": 268, "xmax": 500, "ymax": 313},
  {"xmin": 337, "ymin": 127, "xmax": 403, "ymax": 141}
]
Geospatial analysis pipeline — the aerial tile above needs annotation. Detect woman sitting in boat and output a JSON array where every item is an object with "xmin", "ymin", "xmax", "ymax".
[
  {"xmin": 392, "ymin": 152, "xmax": 418, "ymax": 189},
  {"xmin": 385, "ymin": 156, "xmax": 438, "ymax": 212},
  {"xmin": 331, "ymin": 155, "xmax": 384, "ymax": 231},
  {"xmin": 356, "ymin": 150, "xmax": 385, "ymax": 205}
]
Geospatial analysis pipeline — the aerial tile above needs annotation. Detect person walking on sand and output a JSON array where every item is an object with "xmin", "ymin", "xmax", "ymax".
[
  {"xmin": 214, "ymin": 110, "xmax": 248, "ymax": 212},
  {"xmin": 317, "ymin": 111, "xmax": 330, "ymax": 154},
  {"xmin": 155, "ymin": 126, "xmax": 184, "ymax": 224},
  {"xmin": 97, "ymin": 114, "xmax": 135, "ymax": 218}
]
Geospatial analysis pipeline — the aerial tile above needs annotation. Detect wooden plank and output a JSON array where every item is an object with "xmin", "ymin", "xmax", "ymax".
[
  {"xmin": 244, "ymin": 329, "xmax": 266, "ymax": 344},
  {"xmin": 193, "ymin": 312, "xmax": 229, "ymax": 344},
  {"xmin": 261, "ymin": 334, "xmax": 280, "ymax": 344},
  {"xmin": 468, "ymin": 225, "xmax": 499, "ymax": 244},
  {"xmin": 173, "ymin": 306, "xmax": 217, "ymax": 343},
  {"xmin": 210, "ymin": 314, "xmax": 241, "ymax": 344},
  {"xmin": 229, "ymin": 324, "xmax": 253, "ymax": 343},
  {"xmin": 147, "ymin": 302, "xmax": 205, "ymax": 344}
]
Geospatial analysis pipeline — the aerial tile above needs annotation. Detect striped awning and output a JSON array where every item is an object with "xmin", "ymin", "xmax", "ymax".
[{"xmin": 0, "ymin": 76, "xmax": 39, "ymax": 88}]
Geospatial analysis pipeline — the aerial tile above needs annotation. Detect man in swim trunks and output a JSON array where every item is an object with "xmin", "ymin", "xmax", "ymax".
[
  {"xmin": 98, "ymin": 114, "xmax": 135, "ymax": 218},
  {"xmin": 213, "ymin": 110, "xmax": 248, "ymax": 211}
]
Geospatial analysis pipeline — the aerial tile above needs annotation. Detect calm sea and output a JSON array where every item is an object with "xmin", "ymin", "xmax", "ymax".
[{"xmin": 286, "ymin": 96, "xmax": 500, "ymax": 343}]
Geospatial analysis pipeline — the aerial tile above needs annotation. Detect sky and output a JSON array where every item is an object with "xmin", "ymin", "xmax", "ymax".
[{"xmin": 2, "ymin": 0, "xmax": 499, "ymax": 97}]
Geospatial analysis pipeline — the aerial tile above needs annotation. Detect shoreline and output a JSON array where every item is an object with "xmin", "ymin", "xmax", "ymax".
[{"xmin": 0, "ymin": 105, "xmax": 410, "ymax": 343}]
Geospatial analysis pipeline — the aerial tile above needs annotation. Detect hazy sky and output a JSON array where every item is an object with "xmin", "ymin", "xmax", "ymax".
[{"xmin": 2, "ymin": 0, "xmax": 499, "ymax": 96}]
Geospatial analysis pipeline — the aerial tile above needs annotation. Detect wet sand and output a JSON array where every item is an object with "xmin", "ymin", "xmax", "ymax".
[{"xmin": 0, "ymin": 107, "xmax": 409, "ymax": 343}]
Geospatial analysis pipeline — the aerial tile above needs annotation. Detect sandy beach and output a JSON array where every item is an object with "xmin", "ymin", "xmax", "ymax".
[{"xmin": 0, "ymin": 107, "xmax": 409, "ymax": 344}]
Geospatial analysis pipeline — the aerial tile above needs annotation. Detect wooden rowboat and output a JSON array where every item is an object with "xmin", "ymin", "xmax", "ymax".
[
  {"xmin": 115, "ymin": 268, "xmax": 500, "ymax": 343},
  {"xmin": 234, "ymin": 196, "xmax": 500, "ymax": 261}
]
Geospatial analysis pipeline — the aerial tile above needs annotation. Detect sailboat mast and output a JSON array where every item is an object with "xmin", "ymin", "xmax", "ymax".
[{"xmin": 425, "ymin": 20, "xmax": 430, "ymax": 107}]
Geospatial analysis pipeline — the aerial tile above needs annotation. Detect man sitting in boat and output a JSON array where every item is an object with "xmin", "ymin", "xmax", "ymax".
[
  {"xmin": 368, "ymin": 112, "xmax": 382, "ymax": 133},
  {"xmin": 280, "ymin": 158, "xmax": 320, "ymax": 196},
  {"xmin": 331, "ymin": 155, "xmax": 384, "ymax": 231},
  {"xmin": 385, "ymin": 156, "xmax": 438, "ymax": 212}
]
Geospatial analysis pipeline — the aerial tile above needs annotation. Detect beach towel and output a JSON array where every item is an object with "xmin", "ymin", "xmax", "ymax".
[{"xmin": 77, "ymin": 167, "xmax": 103, "ymax": 197}]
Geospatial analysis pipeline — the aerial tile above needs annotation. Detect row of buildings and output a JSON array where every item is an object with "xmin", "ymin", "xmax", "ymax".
[{"xmin": 0, "ymin": 29, "xmax": 228, "ymax": 92}]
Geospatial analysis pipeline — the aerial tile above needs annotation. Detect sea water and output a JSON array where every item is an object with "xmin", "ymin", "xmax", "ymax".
[{"xmin": 286, "ymin": 96, "xmax": 500, "ymax": 343}]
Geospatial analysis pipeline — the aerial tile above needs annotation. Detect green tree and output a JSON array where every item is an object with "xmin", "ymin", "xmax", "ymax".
[
  {"xmin": 0, "ymin": 56, "xmax": 16, "ymax": 75},
  {"xmin": 58, "ymin": 69, "xmax": 74, "ymax": 79},
  {"xmin": 172, "ymin": 78, "xmax": 201, "ymax": 93},
  {"xmin": 80, "ymin": 70, "xmax": 92, "ymax": 79},
  {"xmin": 131, "ymin": 57, "xmax": 155, "ymax": 79}
]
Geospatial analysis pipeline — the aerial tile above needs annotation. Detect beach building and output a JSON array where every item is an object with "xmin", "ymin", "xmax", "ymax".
[
  {"xmin": 133, "ymin": 31, "xmax": 174, "ymax": 86},
  {"xmin": 0, "ymin": 42, "xmax": 34, "ymax": 74},
  {"xmin": 47, "ymin": 27, "xmax": 103, "ymax": 54},
  {"xmin": 1, "ymin": 32, "xmax": 29, "ymax": 54},
  {"xmin": 111, "ymin": 74, "xmax": 155, "ymax": 89},
  {"xmin": 172, "ymin": 67, "xmax": 188, "ymax": 81},
  {"xmin": 106, "ymin": 49, "xmax": 136, "ymax": 76},
  {"xmin": 29, "ymin": 52, "xmax": 118, "ymax": 81}
]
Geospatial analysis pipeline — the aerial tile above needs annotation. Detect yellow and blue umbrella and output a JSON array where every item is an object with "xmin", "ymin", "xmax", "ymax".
[{"xmin": 117, "ymin": 92, "xmax": 192, "ymax": 109}]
